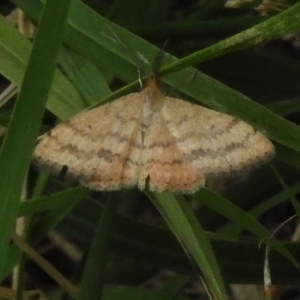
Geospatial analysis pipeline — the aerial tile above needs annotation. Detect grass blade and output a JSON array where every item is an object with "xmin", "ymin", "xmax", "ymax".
[
  {"xmin": 0, "ymin": 0, "xmax": 71, "ymax": 276},
  {"xmin": 147, "ymin": 191, "xmax": 228, "ymax": 300},
  {"xmin": 0, "ymin": 14, "xmax": 85, "ymax": 120},
  {"xmin": 76, "ymin": 194, "xmax": 118, "ymax": 300}
]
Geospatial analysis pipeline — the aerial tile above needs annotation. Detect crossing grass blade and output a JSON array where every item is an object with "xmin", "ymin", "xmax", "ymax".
[
  {"xmin": 0, "ymin": 0, "xmax": 71, "ymax": 277},
  {"xmin": 0, "ymin": 15, "xmax": 85, "ymax": 120},
  {"xmin": 146, "ymin": 191, "xmax": 228, "ymax": 300}
]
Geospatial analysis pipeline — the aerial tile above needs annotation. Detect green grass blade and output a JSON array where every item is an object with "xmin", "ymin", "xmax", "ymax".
[
  {"xmin": 1, "ymin": 188, "xmax": 87, "ymax": 282},
  {"xmin": 222, "ymin": 180, "xmax": 300, "ymax": 236},
  {"xmin": 18, "ymin": 186, "xmax": 89, "ymax": 217},
  {"xmin": 0, "ymin": 15, "xmax": 85, "ymax": 120},
  {"xmin": 76, "ymin": 194, "xmax": 118, "ymax": 300},
  {"xmin": 147, "ymin": 191, "xmax": 228, "ymax": 300},
  {"xmin": 156, "ymin": 274, "xmax": 189, "ymax": 299},
  {"xmin": 195, "ymin": 188, "xmax": 300, "ymax": 270},
  {"xmin": 159, "ymin": 3, "xmax": 300, "ymax": 75},
  {"xmin": 59, "ymin": 47, "xmax": 112, "ymax": 106},
  {"xmin": 271, "ymin": 164, "xmax": 300, "ymax": 217},
  {"xmin": 0, "ymin": 0, "xmax": 71, "ymax": 277},
  {"xmin": 276, "ymin": 143, "xmax": 300, "ymax": 170},
  {"xmin": 267, "ymin": 98, "xmax": 300, "ymax": 116}
]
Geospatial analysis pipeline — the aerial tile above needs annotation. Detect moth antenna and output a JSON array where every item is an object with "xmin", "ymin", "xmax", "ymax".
[
  {"xmin": 152, "ymin": 39, "xmax": 169, "ymax": 79},
  {"xmin": 106, "ymin": 23, "xmax": 146, "ymax": 88}
]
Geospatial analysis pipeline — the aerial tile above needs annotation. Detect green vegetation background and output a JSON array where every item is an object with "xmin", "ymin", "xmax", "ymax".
[{"xmin": 1, "ymin": 0, "xmax": 300, "ymax": 299}]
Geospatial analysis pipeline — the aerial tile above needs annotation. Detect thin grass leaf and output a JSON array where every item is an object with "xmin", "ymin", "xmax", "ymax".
[
  {"xmin": 0, "ymin": 0, "xmax": 71, "ymax": 277},
  {"xmin": 221, "ymin": 180, "xmax": 300, "ymax": 236},
  {"xmin": 59, "ymin": 47, "xmax": 112, "ymax": 106},
  {"xmin": 271, "ymin": 164, "xmax": 300, "ymax": 217},
  {"xmin": 159, "ymin": 3, "xmax": 300, "ymax": 75},
  {"xmin": 267, "ymin": 98, "xmax": 300, "ymax": 116},
  {"xmin": 156, "ymin": 274, "xmax": 189, "ymax": 299},
  {"xmin": 0, "ymin": 14, "xmax": 85, "ymax": 120},
  {"xmin": 2, "ymin": 187, "xmax": 88, "ymax": 283},
  {"xmin": 1, "ymin": 186, "xmax": 88, "ymax": 282},
  {"xmin": 276, "ymin": 143, "xmax": 300, "ymax": 170},
  {"xmin": 12, "ymin": 233, "xmax": 78, "ymax": 297},
  {"xmin": 76, "ymin": 194, "xmax": 118, "ymax": 300},
  {"xmin": 195, "ymin": 188, "xmax": 300, "ymax": 270},
  {"xmin": 147, "ymin": 191, "xmax": 228, "ymax": 300},
  {"xmin": 28, "ymin": 193, "xmax": 84, "ymax": 246},
  {"xmin": 4, "ymin": 212, "xmax": 300, "ymax": 284},
  {"xmin": 18, "ymin": 186, "xmax": 89, "ymax": 217},
  {"xmin": 31, "ymin": 170, "xmax": 50, "ymax": 198}
]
